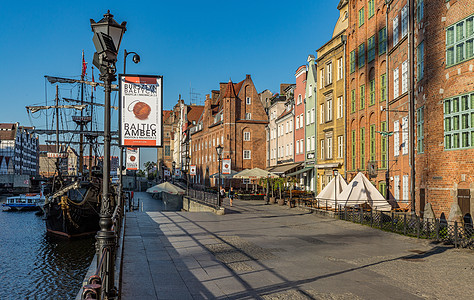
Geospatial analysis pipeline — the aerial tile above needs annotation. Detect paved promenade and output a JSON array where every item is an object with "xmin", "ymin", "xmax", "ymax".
[{"xmin": 121, "ymin": 192, "xmax": 473, "ymax": 299}]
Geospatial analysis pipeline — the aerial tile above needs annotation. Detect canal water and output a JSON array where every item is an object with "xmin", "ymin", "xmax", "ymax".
[
  {"xmin": 0, "ymin": 191, "xmax": 180, "ymax": 299},
  {"xmin": 0, "ymin": 208, "xmax": 95, "ymax": 299}
]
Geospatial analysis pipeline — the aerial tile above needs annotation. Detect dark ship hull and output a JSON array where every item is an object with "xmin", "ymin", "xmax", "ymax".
[{"xmin": 44, "ymin": 181, "xmax": 102, "ymax": 238}]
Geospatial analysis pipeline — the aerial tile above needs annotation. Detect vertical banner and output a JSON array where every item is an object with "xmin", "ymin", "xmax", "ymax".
[
  {"xmin": 126, "ymin": 147, "xmax": 140, "ymax": 170},
  {"xmin": 190, "ymin": 165, "xmax": 196, "ymax": 176},
  {"xmin": 119, "ymin": 75, "xmax": 163, "ymax": 147},
  {"xmin": 222, "ymin": 159, "xmax": 231, "ymax": 175}
]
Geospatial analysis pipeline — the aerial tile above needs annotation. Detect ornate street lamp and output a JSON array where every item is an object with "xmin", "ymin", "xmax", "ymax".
[
  {"xmin": 90, "ymin": 10, "xmax": 126, "ymax": 298},
  {"xmin": 216, "ymin": 145, "xmax": 223, "ymax": 207}
]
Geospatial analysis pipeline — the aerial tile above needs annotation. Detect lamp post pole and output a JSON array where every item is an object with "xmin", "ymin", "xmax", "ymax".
[
  {"xmin": 172, "ymin": 161, "xmax": 176, "ymax": 184},
  {"xmin": 216, "ymin": 145, "xmax": 223, "ymax": 208},
  {"xmin": 333, "ymin": 169, "xmax": 338, "ymax": 213},
  {"xmin": 90, "ymin": 11, "xmax": 126, "ymax": 298}
]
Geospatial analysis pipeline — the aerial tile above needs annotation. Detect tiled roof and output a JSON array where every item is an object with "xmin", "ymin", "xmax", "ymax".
[
  {"xmin": 0, "ymin": 123, "xmax": 16, "ymax": 130},
  {"xmin": 223, "ymin": 80, "xmax": 236, "ymax": 98},
  {"xmin": 187, "ymin": 106, "xmax": 204, "ymax": 123},
  {"xmin": 276, "ymin": 108, "xmax": 293, "ymax": 121},
  {"xmin": 0, "ymin": 131, "xmax": 15, "ymax": 140},
  {"xmin": 163, "ymin": 110, "xmax": 172, "ymax": 121}
]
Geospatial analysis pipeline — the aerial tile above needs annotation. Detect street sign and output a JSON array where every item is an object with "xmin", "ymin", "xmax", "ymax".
[{"xmin": 126, "ymin": 147, "xmax": 139, "ymax": 170}]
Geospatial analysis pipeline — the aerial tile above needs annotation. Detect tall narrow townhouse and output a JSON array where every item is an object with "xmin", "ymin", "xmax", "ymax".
[
  {"xmin": 304, "ymin": 55, "xmax": 318, "ymax": 193},
  {"xmin": 292, "ymin": 65, "xmax": 309, "ymax": 189},
  {"xmin": 415, "ymin": 0, "xmax": 474, "ymax": 221},
  {"xmin": 316, "ymin": 0, "xmax": 348, "ymax": 192},
  {"xmin": 346, "ymin": 0, "xmax": 391, "ymax": 200}
]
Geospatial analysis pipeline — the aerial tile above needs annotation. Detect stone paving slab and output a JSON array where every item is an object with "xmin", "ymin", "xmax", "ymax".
[{"xmin": 121, "ymin": 192, "xmax": 473, "ymax": 299}]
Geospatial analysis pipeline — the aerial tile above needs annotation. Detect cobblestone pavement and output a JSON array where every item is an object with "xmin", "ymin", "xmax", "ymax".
[{"xmin": 121, "ymin": 193, "xmax": 473, "ymax": 299}]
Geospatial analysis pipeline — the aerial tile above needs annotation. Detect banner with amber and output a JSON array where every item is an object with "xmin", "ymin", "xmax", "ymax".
[{"xmin": 119, "ymin": 74, "xmax": 163, "ymax": 147}]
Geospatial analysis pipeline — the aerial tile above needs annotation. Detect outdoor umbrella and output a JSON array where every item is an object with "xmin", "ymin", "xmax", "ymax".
[
  {"xmin": 146, "ymin": 182, "xmax": 185, "ymax": 195},
  {"xmin": 232, "ymin": 168, "xmax": 278, "ymax": 179}
]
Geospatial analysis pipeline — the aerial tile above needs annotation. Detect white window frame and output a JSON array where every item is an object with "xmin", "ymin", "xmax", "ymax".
[
  {"xmin": 244, "ymin": 132, "xmax": 250, "ymax": 141},
  {"xmin": 320, "ymin": 69, "xmax": 324, "ymax": 89},
  {"xmin": 296, "ymin": 140, "xmax": 299, "ymax": 154},
  {"xmin": 327, "ymin": 136, "xmax": 333, "ymax": 159},
  {"xmin": 311, "ymin": 107, "xmax": 315, "ymax": 123},
  {"xmin": 286, "ymin": 144, "xmax": 289, "ymax": 156},
  {"xmin": 393, "ymin": 16, "xmax": 399, "ymax": 46},
  {"xmin": 394, "ymin": 120, "xmax": 400, "ymax": 156},
  {"xmin": 286, "ymin": 122, "xmax": 289, "ymax": 134},
  {"xmin": 394, "ymin": 175, "xmax": 400, "ymax": 201},
  {"xmin": 311, "ymin": 136, "xmax": 315, "ymax": 151},
  {"xmin": 320, "ymin": 104, "xmax": 324, "ymax": 124},
  {"xmin": 402, "ymin": 60, "xmax": 408, "ymax": 94},
  {"xmin": 393, "ymin": 67, "xmax": 399, "ymax": 99},
  {"xmin": 337, "ymin": 57, "xmax": 343, "ymax": 80},
  {"xmin": 402, "ymin": 175, "xmax": 409, "ymax": 203},
  {"xmin": 246, "ymin": 97, "xmax": 251, "ymax": 105},
  {"xmin": 320, "ymin": 139, "xmax": 325, "ymax": 160},
  {"xmin": 296, "ymin": 116, "xmax": 299, "ymax": 129},
  {"xmin": 309, "ymin": 84, "xmax": 313, "ymax": 97},
  {"xmin": 337, "ymin": 96, "xmax": 343, "ymax": 119},
  {"xmin": 401, "ymin": 5, "xmax": 408, "ymax": 38},
  {"xmin": 338, "ymin": 135, "xmax": 344, "ymax": 158},
  {"xmin": 298, "ymin": 94, "xmax": 302, "ymax": 104},
  {"xmin": 307, "ymin": 137, "xmax": 311, "ymax": 151},
  {"xmin": 289, "ymin": 119, "xmax": 293, "ymax": 132},
  {"xmin": 307, "ymin": 110, "xmax": 311, "ymax": 125},
  {"xmin": 243, "ymin": 150, "xmax": 251, "ymax": 159},
  {"xmin": 402, "ymin": 116, "xmax": 408, "ymax": 155},
  {"xmin": 327, "ymin": 97, "xmax": 333, "ymax": 122},
  {"xmin": 245, "ymin": 113, "xmax": 251, "ymax": 120},
  {"xmin": 326, "ymin": 62, "xmax": 332, "ymax": 85}
]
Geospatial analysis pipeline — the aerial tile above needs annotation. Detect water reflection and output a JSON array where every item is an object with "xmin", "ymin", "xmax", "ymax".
[{"xmin": 0, "ymin": 210, "xmax": 95, "ymax": 299}]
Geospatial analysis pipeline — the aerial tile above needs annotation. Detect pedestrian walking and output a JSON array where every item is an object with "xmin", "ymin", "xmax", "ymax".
[
  {"xmin": 220, "ymin": 187, "xmax": 226, "ymax": 205},
  {"xmin": 228, "ymin": 187, "xmax": 235, "ymax": 207}
]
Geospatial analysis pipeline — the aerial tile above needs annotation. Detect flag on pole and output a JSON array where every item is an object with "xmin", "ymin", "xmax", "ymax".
[{"xmin": 82, "ymin": 50, "xmax": 87, "ymax": 78}]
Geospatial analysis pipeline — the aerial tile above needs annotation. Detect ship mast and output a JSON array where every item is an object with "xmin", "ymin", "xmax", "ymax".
[{"xmin": 55, "ymin": 85, "xmax": 59, "ymax": 154}]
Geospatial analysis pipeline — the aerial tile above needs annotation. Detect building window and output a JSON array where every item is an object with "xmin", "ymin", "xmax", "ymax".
[
  {"xmin": 307, "ymin": 110, "xmax": 311, "ymax": 125},
  {"xmin": 417, "ymin": 0, "xmax": 424, "ymax": 23},
  {"xmin": 350, "ymin": 50, "xmax": 356, "ymax": 73},
  {"xmin": 320, "ymin": 139, "xmax": 325, "ymax": 160},
  {"xmin": 379, "ymin": 27, "xmax": 387, "ymax": 54},
  {"xmin": 327, "ymin": 136, "xmax": 333, "ymax": 159},
  {"xmin": 296, "ymin": 116, "xmax": 299, "ymax": 129},
  {"xmin": 286, "ymin": 122, "xmax": 289, "ymax": 134},
  {"xmin": 401, "ymin": 5, "xmax": 408, "ymax": 38},
  {"xmin": 370, "ymin": 124, "xmax": 376, "ymax": 162},
  {"xmin": 320, "ymin": 104, "xmax": 324, "ymax": 124},
  {"xmin": 311, "ymin": 107, "xmax": 315, "ymax": 123},
  {"xmin": 394, "ymin": 120, "xmax": 400, "ymax": 156},
  {"xmin": 307, "ymin": 137, "xmax": 311, "ymax": 152},
  {"xmin": 393, "ymin": 16, "xmax": 399, "ymax": 46},
  {"xmin": 446, "ymin": 15, "xmax": 474, "ymax": 67},
  {"xmin": 370, "ymin": 79, "xmax": 375, "ymax": 106},
  {"xmin": 244, "ymin": 132, "xmax": 250, "ymax": 141},
  {"xmin": 394, "ymin": 175, "xmax": 400, "ymax": 201},
  {"xmin": 393, "ymin": 67, "xmax": 399, "ymax": 98},
  {"xmin": 351, "ymin": 130, "xmax": 356, "ymax": 170},
  {"xmin": 380, "ymin": 73, "xmax": 387, "ymax": 102},
  {"xmin": 290, "ymin": 119, "xmax": 293, "ymax": 132},
  {"xmin": 296, "ymin": 140, "xmax": 299, "ymax": 154},
  {"xmin": 417, "ymin": 41, "xmax": 424, "ymax": 80},
  {"xmin": 368, "ymin": 35, "xmax": 376, "ymax": 62},
  {"xmin": 360, "ymin": 127, "xmax": 366, "ymax": 169},
  {"xmin": 309, "ymin": 84, "xmax": 313, "ymax": 97},
  {"xmin": 326, "ymin": 97, "xmax": 332, "ymax": 122},
  {"xmin": 286, "ymin": 144, "xmax": 289, "ymax": 156},
  {"xmin": 320, "ymin": 69, "xmax": 324, "ymax": 89},
  {"xmin": 402, "ymin": 175, "xmax": 409, "ymax": 203},
  {"xmin": 402, "ymin": 116, "xmax": 408, "ymax": 155},
  {"xmin": 402, "ymin": 60, "xmax": 408, "ymax": 94},
  {"xmin": 360, "ymin": 84, "xmax": 365, "ymax": 109},
  {"xmin": 246, "ymin": 97, "xmax": 251, "ymax": 105},
  {"xmin": 381, "ymin": 121, "xmax": 387, "ymax": 169},
  {"xmin": 359, "ymin": 7, "xmax": 365, "ymax": 27},
  {"xmin": 337, "ymin": 57, "xmax": 343, "ymax": 80},
  {"xmin": 326, "ymin": 62, "xmax": 332, "ymax": 85},
  {"xmin": 298, "ymin": 94, "xmax": 302, "ymax": 104},
  {"xmin": 311, "ymin": 136, "xmax": 315, "ymax": 151},
  {"xmin": 444, "ymin": 92, "xmax": 474, "ymax": 150},
  {"xmin": 417, "ymin": 106, "xmax": 424, "ymax": 153},
  {"xmin": 338, "ymin": 135, "xmax": 344, "ymax": 158},
  {"xmin": 358, "ymin": 43, "xmax": 365, "ymax": 68},
  {"xmin": 244, "ymin": 150, "xmax": 251, "ymax": 159},
  {"xmin": 351, "ymin": 89, "xmax": 356, "ymax": 113},
  {"xmin": 245, "ymin": 113, "xmax": 251, "ymax": 120},
  {"xmin": 337, "ymin": 96, "xmax": 343, "ymax": 119},
  {"xmin": 368, "ymin": 0, "xmax": 374, "ymax": 19},
  {"xmin": 165, "ymin": 145, "xmax": 170, "ymax": 156}
]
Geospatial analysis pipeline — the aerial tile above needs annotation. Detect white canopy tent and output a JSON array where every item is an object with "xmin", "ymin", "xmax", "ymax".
[
  {"xmin": 315, "ymin": 174, "xmax": 348, "ymax": 208},
  {"xmin": 337, "ymin": 172, "xmax": 392, "ymax": 211}
]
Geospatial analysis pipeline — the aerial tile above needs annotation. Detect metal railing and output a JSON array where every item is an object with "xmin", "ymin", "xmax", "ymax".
[
  {"xmin": 186, "ymin": 187, "xmax": 219, "ymax": 208},
  {"xmin": 293, "ymin": 198, "xmax": 473, "ymax": 249},
  {"xmin": 81, "ymin": 189, "xmax": 125, "ymax": 300}
]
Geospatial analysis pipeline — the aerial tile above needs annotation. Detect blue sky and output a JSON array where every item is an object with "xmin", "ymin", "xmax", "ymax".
[{"xmin": 0, "ymin": 0, "xmax": 340, "ymax": 167}]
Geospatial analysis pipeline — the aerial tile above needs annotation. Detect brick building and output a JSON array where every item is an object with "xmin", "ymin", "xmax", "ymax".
[
  {"xmin": 304, "ymin": 55, "xmax": 318, "ymax": 192},
  {"xmin": 190, "ymin": 75, "xmax": 268, "ymax": 187},
  {"xmin": 415, "ymin": 0, "xmax": 474, "ymax": 220}
]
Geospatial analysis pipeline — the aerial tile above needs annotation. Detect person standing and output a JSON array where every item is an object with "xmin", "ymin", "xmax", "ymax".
[{"xmin": 228, "ymin": 187, "xmax": 235, "ymax": 207}]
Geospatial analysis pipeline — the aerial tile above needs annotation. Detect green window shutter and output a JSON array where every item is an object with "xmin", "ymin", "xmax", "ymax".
[
  {"xmin": 456, "ymin": 22, "xmax": 464, "ymax": 42},
  {"xmin": 370, "ymin": 79, "xmax": 375, "ymax": 105},
  {"xmin": 352, "ymin": 130, "xmax": 356, "ymax": 170},
  {"xmin": 446, "ymin": 26, "xmax": 455, "ymax": 45},
  {"xmin": 444, "ymin": 100, "xmax": 450, "ymax": 114},
  {"xmin": 379, "ymin": 28, "xmax": 387, "ymax": 55},
  {"xmin": 462, "ymin": 132, "xmax": 470, "ymax": 148},
  {"xmin": 467, "ymin": 17, "xmax": 473, "ymax": 37},
  {"xmin": 350, "ymin": 50, "xmax": 356, "ymax": 73},
  {"xmin": 462, "ymin": 114, "xmax": 469, "ymax": 129},
  {"xmin": 453, "ymin": 115, "xmax": 459, "ymax": 130},
  {"xmin": 379, "ymin": 182, "xmax": 386, "ymax": 197},
  {"xmin": 447, "ymin": 47, "xmax": 455, "ymax": 66},
  {"xmin": 359, "ymin": 8, "xmax": 365, "ymax": 27},
  {"xmin": 445, "ymin": 117, "xmax": 451, "ymax": 131},
  {"xmin": 360, "ymin": 128, "xmax": 365, "ymax": 169},
  {"xmin": 453, "ymin": 97, "xmax": 459, "ymax": 112},
  {"xmin": 351, "ymin": 89, "xmax": 356, "ymax": 113},
  {"xmin": 467, "ymin": 39, "xmax": 473, "ymax": 59},
  {"xmin": 453, "ymin": 133, "xmax": 459, "ymax": 148},
  {"xmin": 456, "ymin": 43, "xmax": 464, "ymax": 63},
  {"xmin": 368, "ymin": 35, "xmax": 375, "ymax": 62},
  {"xmin": 471, "ymin": 112, "xmax": 474, "ymax": 129},
  {"xmin": 380, "ymin": 73, "xmax": 386, "ymax": 102},
  {"xmin": 445, "ymin": 135, "xmax": 451, "ymax": 149},
  {"xmin": 370, "ymin": 124, "xmax": 376, "ymax": 161},
  {"xmin": 360, "ymin": 85, "xmax": 365, "ymax": 109},
  {"xmin": 369, "ymin": 0, "xmax": 374, "ymax": 18},
  {"xmin": 358, "ymin": 43, "xmax": 365, "ymax": 68},
  {"xmin": 381, "ymin": 121, "xmax": 387, "ymax": 168}
]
